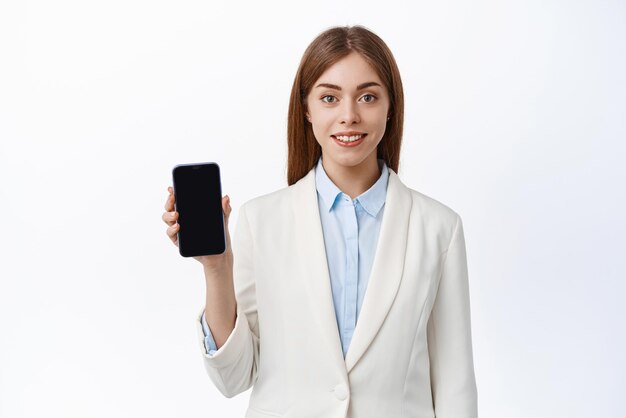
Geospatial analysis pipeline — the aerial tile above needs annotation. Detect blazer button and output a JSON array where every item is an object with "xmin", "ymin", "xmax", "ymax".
[{"xmin": 333, "ymin": 384, "xmax": 348, "ymax": 400}]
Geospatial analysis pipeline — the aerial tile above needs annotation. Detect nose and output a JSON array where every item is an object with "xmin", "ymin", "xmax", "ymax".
[{"xmin": 339, "ymin": 100, "xmax": 360, "ymax": 125}]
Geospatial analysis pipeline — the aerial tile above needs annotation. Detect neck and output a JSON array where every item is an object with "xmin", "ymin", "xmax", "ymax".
[{"xmin": 322, "ymin": 154, "xmax": 381, "ymax": 200}]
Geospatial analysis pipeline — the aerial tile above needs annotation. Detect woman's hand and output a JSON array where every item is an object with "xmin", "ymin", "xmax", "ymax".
[{"xmin": 163, "ymin": 186, "xmax": 234, "ymax": 273}]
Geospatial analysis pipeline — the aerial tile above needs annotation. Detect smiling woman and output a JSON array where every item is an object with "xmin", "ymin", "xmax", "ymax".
[
  {"xmin": 178, "ymin": 24, "xmax": 478, "ymax": 418},
  {"xmin": 304, "ymin": 52, "xmax": 391, "ymax": 196},
  {"xmin": 287, "ymin": 26, "xmax": 404, "ymax": 192}
]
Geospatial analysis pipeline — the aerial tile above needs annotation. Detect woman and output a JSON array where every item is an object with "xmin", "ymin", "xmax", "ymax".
[{"xmin": 163, "ymin": 25, "xmax": 478, "ymax": 418}]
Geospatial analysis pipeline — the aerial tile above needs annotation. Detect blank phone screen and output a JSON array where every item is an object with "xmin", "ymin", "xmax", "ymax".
[{"xmin": 172, "ymin": 162, "xmax": 226, "ymax": 257}]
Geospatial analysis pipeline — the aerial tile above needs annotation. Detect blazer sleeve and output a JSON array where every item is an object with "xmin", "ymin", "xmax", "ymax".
[
  {"xmin": 194, "ymin": 202, "xmax": 260, "ymax": 398},
  {"xmin": 427, "ymin": 214, "xmax": 478, "ymax": 417}
]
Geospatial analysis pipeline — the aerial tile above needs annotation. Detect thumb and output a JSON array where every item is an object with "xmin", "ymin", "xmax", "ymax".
[
  {"xmin": 222, "ymin": 195, "xmax": 232, "ymax": 250},
  {"xmin": 223, "ymin": 195, "xmax": 232, "ymax": 221}
]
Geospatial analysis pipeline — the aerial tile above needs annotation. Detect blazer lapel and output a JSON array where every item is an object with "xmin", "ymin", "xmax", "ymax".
[
  {"xmin": 291, "ymin": 165, "xmax": 412, "ymax": 374},
  {"xmin": 344, "ymin": 168, "xmax": 412, "ymax": 372},
  {"xmin": 292, "ymin": 168, "xmax": 347, "ymax": 375}
]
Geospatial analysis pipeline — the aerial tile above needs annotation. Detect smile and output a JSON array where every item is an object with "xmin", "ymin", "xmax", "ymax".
[
  {"xmin": 332, "ymin": 134, "xmax": 367, "ymax": 147},
  {"xmin": 334, "ymin": 134, "xmax": 365, "ymax": 142}
]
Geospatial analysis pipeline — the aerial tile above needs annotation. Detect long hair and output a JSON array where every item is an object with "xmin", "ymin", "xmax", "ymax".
[{"xmin": 286, "ymin": 25, "xmax": 405, "ymax": 186}]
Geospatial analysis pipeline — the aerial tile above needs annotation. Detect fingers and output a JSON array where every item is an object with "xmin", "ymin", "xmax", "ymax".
[
  {"xmin": 165, "ymin": 186, "xmax": 175, "ymax": 211},
  {"xmin": 166, "ymin": 222, "xmax": 179, "ymax": 246},
  {"xmin": 162, "ymin": 208, "xmax": 178, "ymax": 226},
  {"xmin": 164, "ymin": 186, "xmax": 179, "ymax": 246},
  {"xmin": 163, "ymin": 186, "xmax": 178, "ymax": 226}
]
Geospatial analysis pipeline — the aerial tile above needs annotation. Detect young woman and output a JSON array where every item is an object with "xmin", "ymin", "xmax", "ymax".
[{"xmin": 163, "ymin": 25, "xmax": 478, "ymax": 418}]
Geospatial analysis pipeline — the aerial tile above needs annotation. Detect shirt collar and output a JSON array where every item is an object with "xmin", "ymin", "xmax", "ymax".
[{"xmin": 315, "ymin": 155, "xmax": 389, "ymax": 218}]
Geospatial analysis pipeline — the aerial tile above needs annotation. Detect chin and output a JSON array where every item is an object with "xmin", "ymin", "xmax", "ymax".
[{"xmin": 330, "ymin": 152, "xmax": 374, "ymax": 167}]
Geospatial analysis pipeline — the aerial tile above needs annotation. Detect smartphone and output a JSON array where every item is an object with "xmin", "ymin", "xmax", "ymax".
[{"xmin": 171, "ymin": 162, "xmax": 226, "ymax": 257}]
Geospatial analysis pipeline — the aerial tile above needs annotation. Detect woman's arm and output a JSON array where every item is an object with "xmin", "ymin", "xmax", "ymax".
[
  {"xmin": 203, "ymin": 263, "xmax": 237, "ymax": 349},
  {"xmin": 427, "ymin": 214, "xmax": 478, "ymax": 417},
  {"xmin": 197, "ymin": 202, "xmax": 260, "ymax": 398}
]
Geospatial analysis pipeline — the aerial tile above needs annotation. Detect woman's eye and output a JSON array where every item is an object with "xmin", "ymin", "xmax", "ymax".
[
  {"xmin": 362, "ymin": 94, "xmax": 377, "ymax": 103},
  {"xmin": 321, "ymin": 94, "xmax": 376, "ymax": 104}
]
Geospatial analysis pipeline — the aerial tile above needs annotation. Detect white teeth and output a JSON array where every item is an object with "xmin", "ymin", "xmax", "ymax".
[{"xmin": 335, "ymin": 134, "xmax": 364, "ymax": 142}]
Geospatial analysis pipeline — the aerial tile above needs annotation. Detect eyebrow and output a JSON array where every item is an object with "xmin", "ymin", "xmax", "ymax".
[{"xmin": 314, "ymin": 81, "xmax": 382, "ymax": 91}]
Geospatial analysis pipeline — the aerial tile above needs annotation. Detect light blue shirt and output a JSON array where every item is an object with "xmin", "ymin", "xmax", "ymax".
[{"xmin": 201, "ymin": 156, "xmax": 389, "ymax": 358}]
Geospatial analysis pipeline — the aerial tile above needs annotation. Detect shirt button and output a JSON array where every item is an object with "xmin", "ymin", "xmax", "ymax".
[{"xmin": 333, "ymin": 384, "xmax": 349, "ymax": 400}]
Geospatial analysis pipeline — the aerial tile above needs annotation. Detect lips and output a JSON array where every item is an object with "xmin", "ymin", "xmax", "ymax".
[
  {"xmin": 332, "ymin": 131, "xmax": 368, "ymax": 137},
  {"xmin": 331, "ymin": 133, "xmax": 368, "ymax": 140},
  {"xmin": 332, "ymin": 133, "xmax": 366, "ymax": 147}
]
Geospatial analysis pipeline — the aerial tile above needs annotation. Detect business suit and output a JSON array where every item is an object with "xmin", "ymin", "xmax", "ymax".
[{"xmin": 195, "ymin": 164, "xmax": 478, "ymax": 418}]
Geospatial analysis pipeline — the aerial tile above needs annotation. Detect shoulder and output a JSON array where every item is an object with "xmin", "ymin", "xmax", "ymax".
[
  {"xmin": 239, "ymin": 168, "xmax": 315, "ymax": 220},
  {"xmin": 390, "ymin": 169, "xmax": 461, "ymax": 224},
  {"xmin": 238, "ymin": 182, "xmax": 295, "ymax": 221},
  {"xmin": 391, "ymin": 171, "xmax": 462, "ymax": 242},
  {"xmin": 410, "ymin": 188, "xmax": 459, "ymax": 223},
  {"xmin": 400, "ymin": 185, "xmax": 464, "ymax": 251}
]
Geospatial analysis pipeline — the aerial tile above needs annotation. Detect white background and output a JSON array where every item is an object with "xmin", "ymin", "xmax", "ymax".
[{"xmin": 1, "ymin": 0, "xmax": 625, "ymax": 417}]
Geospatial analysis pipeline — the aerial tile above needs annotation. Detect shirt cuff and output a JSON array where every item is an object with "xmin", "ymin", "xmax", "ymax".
[{"xmin": 201, "ymin": 310, "xmax": 219, "ymax": 356}]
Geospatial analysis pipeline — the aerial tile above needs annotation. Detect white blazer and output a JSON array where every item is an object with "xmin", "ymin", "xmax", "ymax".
[{"xmin": 195, "ymin": 165, "xmax": 478, "ymax": 418}]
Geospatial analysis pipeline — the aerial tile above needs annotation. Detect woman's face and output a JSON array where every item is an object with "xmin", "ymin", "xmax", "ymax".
[{"xmin": 306, "ymin": 52, "xmax": 391, "ymax": 170}]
